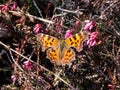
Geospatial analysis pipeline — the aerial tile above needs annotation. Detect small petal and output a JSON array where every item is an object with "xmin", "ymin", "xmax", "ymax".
[
  {"xmin": 84, "ymin": 21, "xmax": 95, "ymax": 31},
  {"xmin": 108, "ymin": 84, "xmax": 114, "ymax": 89},
  {"xmin": 34, "ymin": 28, "xmax": 40, "ymax": 33},
  {"xmin": 33, "ymin": 24, "xmax": 43, "ymax": 34},
  {"xmin": 90, "ymin": 32, "xmax": 98, "ymax": 39},
  {"xmin": 11, "ymin": 2, "xmax": 17, "ymax": 11},
  {"xmin": 65, "ymin": 30, "xmax": 72, "ymax": 39},
  {"xmin": 1, "ymin": 4, "xmax": 8, "ymax": 11},
  {"xmin": 75, "ymin": 21, "xmax": 80, "ymax": 28},
  {"xmin": 86, "ymin": 33, "xmax": 98, "ymax": 47},
  {"xmin": 23, "ymin": 61, "xmax": 33, "ymax": 70},
  {"xmin": 91, "ymin": 40, "xmax": 96, "ymax": 46},
  {"xmin": 11, "ymin": 75, "xmax": 17, "ymax": 82}
]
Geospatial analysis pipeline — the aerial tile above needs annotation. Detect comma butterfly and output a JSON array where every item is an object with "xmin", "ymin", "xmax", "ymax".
[{"xmin": 36, "ymin": 31, "xmax": 88, "ymax": 65}]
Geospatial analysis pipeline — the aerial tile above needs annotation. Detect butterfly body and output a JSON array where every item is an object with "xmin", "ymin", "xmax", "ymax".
[{"xmin": 36, "ymin": 31, "xmax": 88, "ymax": 65}]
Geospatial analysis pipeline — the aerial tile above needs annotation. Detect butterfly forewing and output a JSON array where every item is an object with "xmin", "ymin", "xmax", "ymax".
[
  {"xmin": 36, "ymin": 33, "xmax": 60, "ymax": 52},
  {"xmin": 65, "ymin": 32, "xmax": 87, "ymax": 52}
]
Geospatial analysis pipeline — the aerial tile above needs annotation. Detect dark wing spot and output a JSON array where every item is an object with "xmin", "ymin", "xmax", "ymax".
[
  {"xmin": 75, "ymin": 42, "xmax": 77, "ymax": 44},
  {"xmin": 66, "ymin": 54, "xmax": 68, "ymax": 56},
  {"xmin": 73, "ymin": 36, "xmax": 76, "ymax": 40},
  {"xmin": 47, "ymin": 36, "xmax": 50, "ymax": 40},
  {"xmin": 54, "ymin": 53, "xmax": 57, "ymax": 56},
  {"xmin": 52, "ymin": 39, "xmax": 54, "ymax": 42},
  {"xmin": 69, "ymin": 38, "xmax": 72, "ymax": 42},
  {"xmin": 67, "ymin": 49, "xmax": 71, "ymax": 53},
  {"xmin": 71, "ymin": 42, "xmax": 74, "ymax": 45},
  {"xmin": 77, "ymin": 40, "xmax": 79, "ymax": 42},
  {"xmin": 45, "ymin": 41, "xmax": 48, "ymax": 45},
  {"xmin": 50, "ymin": 42, "xmax": 52, "ymax": 45},
  {"xmin": 52, "ymin": 49, "xmax": 55, "ymax": 52}
]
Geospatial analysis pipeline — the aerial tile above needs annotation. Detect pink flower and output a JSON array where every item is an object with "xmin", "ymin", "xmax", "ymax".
[
  {"xmin": 108, "ymin": 84, "xmax": 114, "ymax": 90},
  {"xmin": 33, "ymin": 24, "xmax": 43, "ymax": 34},
  {"xmin": 11, "ymin": 75, "xmax": 17, "ymax": 82},
  {"xmin": 65, "ymin": 30, "xmax": 72, "ymax": 39},
  {"xmin": 89, "ymin": 32, "xmax": 98, "ymax": 39},
  {"xmin": 87, "ymin": 39, "xmax": 97, "ymax": 47},
  {"xmin": 86, "ymin": 32, "xmax": 98, "ymax": 47},
  {"xmin": 75, "ymin": 21, "xmax": 80, "ymax": 28},
  {"xmin": 10, "ymin": 2, "xmax": 17, "ymax": 11},
  {"xmin": 23, "ymin": 61, "xmax": 33, "ymax": 70},
  {"xmin": 84, "ymin": 21, "xmax": 95, "ymax": 31},
  {"xmin": 1, "ymin": 4, "xmax": 9, "ymax": 11}
]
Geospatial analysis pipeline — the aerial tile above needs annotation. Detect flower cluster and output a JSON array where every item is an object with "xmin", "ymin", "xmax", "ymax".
[
  {"xmin": 86, "ymin": 31, "xmax": 99, "ymax": 47},
  {"xmin": 23, "ymin": 61, "xmax": 33, "ymax": 70},
  {"xmin": 33, "ymin": 23, "xmax": 44, "ymax": 34},
  {"xmin": 0, "ymin": 2, "xmax": 17, "ymax": 12},
  {"xmin": 10, "ymin": 2, "xmax": 17, "ymax": 11},
  {"xmin": 11, "ymin": 75, "xmax": 17, "ymax": 82},
  {"xmin": 84, "ymin": 20, "xmax": 100, "ymax": 47},
  {"xmin": 108, "ymin": 84, "xmax": 114, "ymax": 90},
  {"xmin": 84, "ymin": 21, "xmax": 95, "ymax": 31}
]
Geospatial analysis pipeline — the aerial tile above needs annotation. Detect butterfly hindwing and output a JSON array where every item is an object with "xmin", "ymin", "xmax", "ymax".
[
  {"xmin": 61, "ymin": 47, "xmax": 75, "ymax": 65},
  {"xmin": 46, "ymin": 47, "xmax": 75, "ymax": 65},
  {"xmin": 46, "ymin": 47, "xmax": 61, "ymax": 65}
]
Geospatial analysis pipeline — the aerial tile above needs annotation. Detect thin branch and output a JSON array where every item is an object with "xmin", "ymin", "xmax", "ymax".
[
  {"xmin": 96, "ymin": 67, "xmax": 111, "ymax": 83},
  {"xmin": 56, "ymin": 7, "xmax": 83, "ymax": 15},
  {"xmin": 9, "ymin": 49, "xmax": 24, "ymax": 72},
  {"xmin": 9, "ymin": 11, "xmax": 54, "ymax": 24},
  {"xmin": 32, "ymin": 0, "xmax": 43, "ymax": 18}
]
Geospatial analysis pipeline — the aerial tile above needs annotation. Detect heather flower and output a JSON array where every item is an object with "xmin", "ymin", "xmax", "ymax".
[
  {"xmin": 1, "ymin": 4, "xmax": 8, "ymax": 11},
  {"xmin": 84, "ymin": 21, "xmax": 95, "ymax": 31},
  {"xmin": 108, "ymin": 84, "xmax": 114, "ymax": 90},
  {"xmin": 11, "ymin": 75, "xmax": 17, "ymax": 82},
  {"xmin": 23, "ymin": 61, "xmax": 33, "ymax": 70},
  {"xmin": 89, "ymin": 32, "xmax": 98, "ymax": 39},
  {"xmin": 86, "ymin": 39, "xmax": 97, "ymax": 47},
  {"xmin": 10, "ymin": 2, "xmax": 17, "ymax": 11},
  {"xmin": 75, "ymin": 20, "xmax": 80, "ymax": 28},
  {"xmin": 65, "ymin": 30, "xmax": 72, "ymax": 39},
  {"xmin": 86, "ymin": 31, "xmax": 98, "ymax": 47},
  {"xmin": 33, "ymin": 24, "xmax": 43, "ymax": 34}
]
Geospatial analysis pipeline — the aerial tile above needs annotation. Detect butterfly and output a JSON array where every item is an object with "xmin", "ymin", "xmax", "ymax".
[{"xmin": 36, "ymin": 31, "xmax": 88, "ymax": 65}]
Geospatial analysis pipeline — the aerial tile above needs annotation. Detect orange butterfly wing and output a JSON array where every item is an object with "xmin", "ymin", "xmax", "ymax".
[
  {"xmin": 46, "ymin": 47, "xmax": 61, "ymax": 65},
  {"xmin": 61, "ymin": 47, "xmax": 75, "ymax": 65},
  {"xmin": 46, "ymin": 47, "xmax": 75, "ymax": 65},
  {"xmin": 65, "ymin": 31, "xmax": 88, "ymax": 52},
  {"xmin": 36, "ymin": 33, "xmax": 59, "ymax": 52}
]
